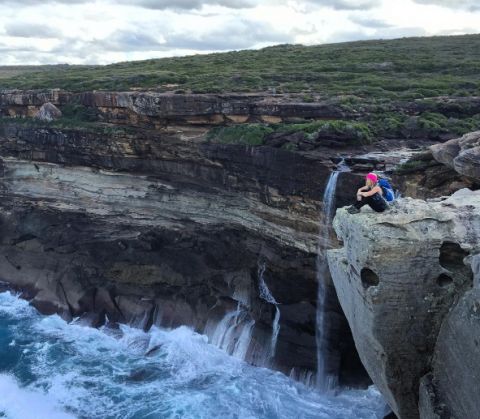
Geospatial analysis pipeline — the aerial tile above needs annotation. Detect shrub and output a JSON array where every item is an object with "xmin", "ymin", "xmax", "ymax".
[{"xmin": 207, "ymin": 124, "xmax": 273, "ymax": 145}]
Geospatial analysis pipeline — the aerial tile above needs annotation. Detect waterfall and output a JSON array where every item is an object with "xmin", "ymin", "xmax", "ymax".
[
  {"xmin": 209, "ymin": 304, "xmax": 255, "ymax": 361},
  {"xmin": 258, "ymin": 263, "xmax": 281, "ymax": 360},
  {"xmin": 316, "ymin": 159, "xmax": 349, "ymax": 391}
]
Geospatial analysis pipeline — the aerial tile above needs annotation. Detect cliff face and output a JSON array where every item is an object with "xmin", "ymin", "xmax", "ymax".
[
  {"xmin": 0, "ymin": 90, "xmax": 347, "ymax": 127},
  {"xmin": 0, "ymin": 92, "xmax": 369, "ymax": 386},
  {"xmin": 328, "ymin": 189, "xmax": 480, "ymax": 419}
]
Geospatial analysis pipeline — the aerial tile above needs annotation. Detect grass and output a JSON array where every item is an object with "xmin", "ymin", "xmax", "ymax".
[{"xmin": 0, "ymin": 34, "xmax": 479, "ymax": 101}]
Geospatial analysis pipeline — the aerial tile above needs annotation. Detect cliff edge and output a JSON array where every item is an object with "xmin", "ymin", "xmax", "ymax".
[{"xmin": 328, "ymin": 189, "xmax": 480, "ymax": 419}]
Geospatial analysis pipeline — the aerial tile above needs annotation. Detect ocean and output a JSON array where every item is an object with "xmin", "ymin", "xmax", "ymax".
[{"xmin": 0, "ymin": 291, "xmax": 386, "ymax": 419}]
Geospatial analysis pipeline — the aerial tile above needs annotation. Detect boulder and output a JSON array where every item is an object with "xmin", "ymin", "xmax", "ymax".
[
  {"xmin": 328, "ymin": 189, "xmax": 480, "ymax": 419},
  {"xmin": 430, "ymin": 131, "xmax": 480, "ymax": 181},
  {"xmin": 34, "ymin": 102, "xmax": 62, "ymax": 122}
]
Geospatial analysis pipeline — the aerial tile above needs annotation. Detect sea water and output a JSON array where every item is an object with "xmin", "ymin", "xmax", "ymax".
[{"xmin": 0, "ymin": 291, "xmax": 386, "ymax": 419}]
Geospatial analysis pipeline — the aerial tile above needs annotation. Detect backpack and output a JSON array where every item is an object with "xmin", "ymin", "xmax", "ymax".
[{"xmin": 378, "ymin": 178, "xmax": 395, "ymax": 202}]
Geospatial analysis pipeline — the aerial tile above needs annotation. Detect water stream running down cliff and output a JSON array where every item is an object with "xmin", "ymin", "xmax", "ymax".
[
  {"xmin": 316, "ymin": 160, "xmax": 350, "ymax": 391},
  {"xmin": 258, "ymin": 263, "xmax": 281, "ymax": 362},
  {"xmin": 0, "ymin": 291, "xmax": 387, "ymax": 419}
]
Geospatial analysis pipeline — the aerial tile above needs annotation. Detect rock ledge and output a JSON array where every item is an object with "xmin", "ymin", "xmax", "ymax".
[{"xmin": 328, "ymin": 189, "xmax": 480, "ymax": 419}]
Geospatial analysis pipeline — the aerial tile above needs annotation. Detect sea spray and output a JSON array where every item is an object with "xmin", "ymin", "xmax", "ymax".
[
  {"xmin": 209, "ymin": 303, "xmax": 255, "ymax": 360},
  {"xmin": 0, "ymin": 291, "xmax": 386, "ymax": 418},
  {"xmin": 316, "ymin": 159, "xmax": 350, "ymax": 391},
  {"xmin": 258, "ymin": 262, "xmax": 281, "ymax": 360}
]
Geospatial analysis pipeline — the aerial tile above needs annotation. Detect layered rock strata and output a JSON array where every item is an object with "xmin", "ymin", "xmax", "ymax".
[
  {"xmin": 0, "ymin": 90, "xmax": 347, "ymax": 127},
  {"xmin": 0, "ymin": 119, "xmax": 366, "ymax": 385},
  {"xmin": 328, "ymin": 189, "xmax": 480, "ymax": 418}
]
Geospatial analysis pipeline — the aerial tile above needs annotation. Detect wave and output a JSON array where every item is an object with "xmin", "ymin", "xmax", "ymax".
[
  {"xmin": 0, "ymin": 374, "xmax": 75, "ymax": 419},
  {"xmin": 0, "ymin": 291, "xmax": 387, "ymax": 419}
]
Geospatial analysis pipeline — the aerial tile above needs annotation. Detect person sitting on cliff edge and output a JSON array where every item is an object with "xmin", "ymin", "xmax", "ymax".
[{"xmin": 347, "ymin": 172, "xmax": 389, "ymax": 214}]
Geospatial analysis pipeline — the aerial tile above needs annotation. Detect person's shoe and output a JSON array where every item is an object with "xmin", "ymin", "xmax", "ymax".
[{"xmin": 347, "ymin": 205, "xmax": 360, "ymax": 214}]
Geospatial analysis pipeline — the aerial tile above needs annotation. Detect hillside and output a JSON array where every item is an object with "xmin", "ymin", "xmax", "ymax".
[{"xmin": 1, "ymin": 34, "xmax": 479, "ymax": 100}]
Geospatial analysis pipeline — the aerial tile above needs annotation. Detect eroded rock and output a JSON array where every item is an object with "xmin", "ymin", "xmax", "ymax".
[{"xmin": 328, "ymin": 189, "xmax": 480, "ymax": 419}]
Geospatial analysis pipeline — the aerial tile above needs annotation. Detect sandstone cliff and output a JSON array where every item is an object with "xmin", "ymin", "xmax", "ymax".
[
  {"xmin": 0, "ymin": 92, "xmax": 370, "ymax": 386},
  {"xmin": 328, "ymin": 189, "xmax": 480, "ymax": 418}
]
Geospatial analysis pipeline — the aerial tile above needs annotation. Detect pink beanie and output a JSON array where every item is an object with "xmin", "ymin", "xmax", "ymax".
[{"xmin": 366, "ymin": 173, "xmax": 378, "ymax": 183}]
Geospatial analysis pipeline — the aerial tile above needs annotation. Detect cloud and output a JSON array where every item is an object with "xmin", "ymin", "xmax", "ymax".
[
  {"xmin": 4, "ymin": 22, "xmax": 60, "ymax": 38},
  {"xmin": 97, "ymin": 30, "xmax": 164, "ymax": 52},
  {"xmin": 412, "ymin": 0, "xmax": 480, "ymax": 11},
  {"xmin": 328, "ymin": 26, "xmax": 426, "ymax": 43},
  {"xmin": 164, "ymin": 19, "xmax": 292, "ymax": 50},
  {"xmin": 0, "ymin": 0, "xmax": 90, "ymax": 4},
  {"xmin": 0, "ymin": 0, "xmax": 255, "ymax": 6},
  {"xmin": 307, "ymin": 0, "xmax": 381, "ymax": 10},
  {"xmin": 350, "ymin": 15, "xmax": 392, "ymax": 28},
  {"xmin": 116, "ymin": 0, "xmax": 256, "ymax": 10}
]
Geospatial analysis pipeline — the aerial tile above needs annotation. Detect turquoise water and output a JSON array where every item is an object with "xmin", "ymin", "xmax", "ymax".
[{"xmin": 0, "ymin": 291, "xmax": 386, "ymax": 419}]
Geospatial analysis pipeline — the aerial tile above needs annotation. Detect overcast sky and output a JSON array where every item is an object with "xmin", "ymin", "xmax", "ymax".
[{"xmin": 0, "ymin": 0, "xmax": 478, "ymax": 65}]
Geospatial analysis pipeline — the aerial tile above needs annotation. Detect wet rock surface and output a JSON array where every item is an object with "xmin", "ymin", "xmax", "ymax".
[{"xmin": 328, "ymin": 189, "xmax": 480, "ymax": 419}]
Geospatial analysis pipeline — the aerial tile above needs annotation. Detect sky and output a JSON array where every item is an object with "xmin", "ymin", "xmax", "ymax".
[{"xmin": 0, "ymin": 0, "xmax": 478, "ymax": 65}]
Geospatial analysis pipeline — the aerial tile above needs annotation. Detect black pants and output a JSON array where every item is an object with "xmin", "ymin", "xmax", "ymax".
[{"xmin": 354, "ymin": 193, "xmax": 387, "ymax": 212}]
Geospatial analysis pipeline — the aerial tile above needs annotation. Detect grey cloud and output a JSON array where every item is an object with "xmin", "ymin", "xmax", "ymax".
[
  {"xmin": 164, "ymin": 19, "xmax": 292, "ymax": 50},
  {"xmin": 97, "ymin": 30, "xmax": 164, "ymax": 52},
  {"xmin": 307, "ymin": 0, "xmax": 381, "ymax": 10},
  {"xmin": 412, "ymin": 0, "xmax": 480, "ymax": 11},
  {"xmin": 0, "ymin": 0, "xmax": 90, "ymax": 4},
  {"xmin": 115, "ymin": 0, "xmax": 256, "ymax": 10},
  {"xmin": 350, "ymin": 15, "xmax": 392, "ymax": 28},
  {"xmin": 5, "ymin": 22, "xmax": 59, "ymax": 38},
  {"xmin": 0, "ymin": 0, "xmax": 257, "ymax": 11}
]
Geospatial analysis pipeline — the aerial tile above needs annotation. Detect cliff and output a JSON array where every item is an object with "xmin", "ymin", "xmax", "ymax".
[
  {"xmin": 328, "ymin": 189, "xmax": 480, "ymax": 418},
  {"xmin": 0, "ymin": 90, "xmax": 347, "ymax": 127},
  {"xmin": 0, "ymin": 90, "xmax": 372, "ymax": 386}
]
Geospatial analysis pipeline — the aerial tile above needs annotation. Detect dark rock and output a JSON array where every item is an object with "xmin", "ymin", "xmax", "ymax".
[{"xmin": 0, "ymin": 122, "xmax": 367, "ymax": 385}]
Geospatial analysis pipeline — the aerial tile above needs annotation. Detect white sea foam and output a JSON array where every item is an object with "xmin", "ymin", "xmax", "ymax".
[
  {"xmin": 0, "ymin": 291, "xmax": 387, "ymax": 419},
  {"xmin": 0, "ymin": 374, "xmax": 75, "ymax": 419}
]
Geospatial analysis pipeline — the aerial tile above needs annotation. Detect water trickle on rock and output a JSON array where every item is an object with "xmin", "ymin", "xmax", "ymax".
[
  {"xmin": 258, "ymin": 262, "xmax": 281, "ymax": 361},
  {"xmin": 316, "ymin": 159, "xmax": 350, "ymax": 391}
]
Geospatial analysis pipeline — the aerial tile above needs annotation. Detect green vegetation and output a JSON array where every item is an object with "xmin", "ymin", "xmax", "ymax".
[
  {"xmin": 0, "ymin": 115, "xmax": 132, "ymax": 136},
  {"xmin": 1, "ymin": 34, "xmax": 480, "ymax": 100},
  {"xmin": 61, "ymin": 103, "xmax": 98, "ymax": 122},
  {"xmin": 395, "ymin": 158, "xmax": 430, "ymax": 173},
  {"xmin": 282, "ymin": 120, "xmax": 373, "ymax": 142},
  {"xmin": 2, "ymin": 34, "xmax": 480, "ymax": 145},
  {"xmin": 207, "ymin": 124, "xmax": 273, "ymax": 145},
  {"xmin": 368, "ymin": 111, "xmax": 480, "ymax": 139},
  {"xmin": 207, "ymin": 120, "xmax": 373, "ymax": 147}
]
